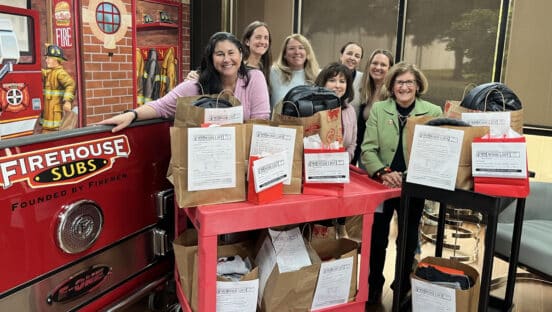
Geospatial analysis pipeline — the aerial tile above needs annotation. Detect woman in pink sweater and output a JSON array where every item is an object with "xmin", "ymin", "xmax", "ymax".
[{"xmin": 98, "ymin": 32, "xmax": 270, "ymax": 132}]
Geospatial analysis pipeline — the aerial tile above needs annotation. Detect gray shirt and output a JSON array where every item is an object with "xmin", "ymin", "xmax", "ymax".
[{"xmin": 269, "ymin": 67, "xmax": 307, "ymax": 110}]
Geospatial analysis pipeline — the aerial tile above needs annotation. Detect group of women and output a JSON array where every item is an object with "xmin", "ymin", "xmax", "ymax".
[{"xmin": 98, "ymin": 20, "xmax": 443, "ymax": 308}]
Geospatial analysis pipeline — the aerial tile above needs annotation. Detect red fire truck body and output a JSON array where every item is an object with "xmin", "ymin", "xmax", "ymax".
[
  {"xmin": 0, "ymin": 120, "xmax": 175, "ymax": 311},
  {"xmin": 0, "ymin": 5, "xmax": 43, "ymax": 139},
  {"xmin": 0, "ymin": 2, "xmax": 179, "ymax": 310}
]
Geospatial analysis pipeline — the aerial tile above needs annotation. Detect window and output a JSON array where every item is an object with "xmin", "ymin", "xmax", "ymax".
[
  {"xmin": 301, "ymin": 0, "xmax": 398, "ymax": 73},
  {"xmin": 300, "ymin": 0, "xmax": 502, "ymax": 108},
  {"xmin": 403, "ymin": 0, "xmax": 502, "ymax": 106},
  {"xmin": 96, "ymin": 2, "xmax": 121, "ymax": 34}
]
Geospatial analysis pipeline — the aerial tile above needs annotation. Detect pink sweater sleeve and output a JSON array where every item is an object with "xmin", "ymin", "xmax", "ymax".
[
  {"xmin": 147, "ymin": 70, "xmax": 270, "ymax": 121},
  {"xmin": 342, "ymin": 105, "xmax": 358, "ymax": 162},
  {"xmin": 146, "ymin": 80, "xmax": 200, "ymax": 118},
  {"xmin": 243, "ymin": 69, "xmax": 270, "ymax": 120}
]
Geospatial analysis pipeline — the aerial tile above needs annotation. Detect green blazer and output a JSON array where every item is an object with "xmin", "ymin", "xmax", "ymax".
[{"xmin": 360, "ymin": 98, "xmax": 442, "ymax": 176}]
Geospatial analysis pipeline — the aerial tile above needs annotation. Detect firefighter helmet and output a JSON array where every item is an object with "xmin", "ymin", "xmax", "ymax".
[{"xmin": 45, "ymin": 44, "xmax": 68, "ymax": 61}]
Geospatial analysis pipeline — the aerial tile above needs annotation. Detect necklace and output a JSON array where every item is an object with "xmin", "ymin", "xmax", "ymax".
[{"xmin": 398, "ymin": 114, "xmax": 409, "ymax": 126}]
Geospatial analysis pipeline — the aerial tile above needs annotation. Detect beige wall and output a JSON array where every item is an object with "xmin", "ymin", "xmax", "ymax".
[
  {"xmin": 526, "ymin": 135, "xmax": 552, "ymax": 182},
  {"xmin": 233, "ymin": 0, "xmax": 294, "ymax": 61},
  {"xmin": 504, "ymin": 0, "xmax": 552, "ymax": 128}
]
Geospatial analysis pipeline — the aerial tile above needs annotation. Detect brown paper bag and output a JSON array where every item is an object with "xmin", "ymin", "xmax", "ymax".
[
  {"xmin": 412, "ymin": 257, "xmax": 480, "ymax": 312},
  {"xmin": 444, "ymin": 100, "xmax": 523, "ymax": 134},
  {"xmin": 245, "ymin": 120, "xmax": 304, "ymax": 194},
  {"xmin": 168, "ymin": 124, "xmax": 246, "ymax": 208},
  {"xmin": 405, "ymin": 116, "xmax": 489, "ymax": 190},
  {"xmin": 174, "ymin": 90, "xmax": 242, "ymax": 127},
  {"xmin": 60, "ymin": 111, "xmax": 78, "ymax": 130},
  {"xmin": 271, "ymin": 101, "xmax": 342, "ymax": 145},
  {"xmin": 310, "ymin": 238, "xmax": 359, "ymax": 303},
  {"xmin": 255, "ymin": 228, "xmax": 321, "ymax": 312},
  {"xmin": 173, "ymin": 229, "xmax": 258, "ymax": 312}
]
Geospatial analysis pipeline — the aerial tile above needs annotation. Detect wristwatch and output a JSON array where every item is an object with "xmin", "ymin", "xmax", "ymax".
[{"xmin": 123, "ymin": 109, "xmax": 138, "ymax": 122}]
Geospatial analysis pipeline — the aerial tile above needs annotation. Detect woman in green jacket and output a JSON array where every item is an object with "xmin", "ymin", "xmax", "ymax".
[{"xmin": 360, "ymin": 62, "xmax": 442, "ymax": 305}]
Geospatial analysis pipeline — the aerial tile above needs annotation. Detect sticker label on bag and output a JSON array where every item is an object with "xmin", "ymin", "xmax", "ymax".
[
  {"xmin": 204, "ymin": 106, "xmax": 243, "ymax": 125},
  {"xmin": 472, "ymin": 142, "xmax": 527, "ymax": 178},
  {"xmin": 304, "ymin": 151, "xmax": 349, "ymax": 183}
]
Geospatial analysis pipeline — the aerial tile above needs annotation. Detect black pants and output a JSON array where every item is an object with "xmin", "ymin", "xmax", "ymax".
[{"xmin": 368, "ymin": 197, "xmax": 424, "ymax": 295}]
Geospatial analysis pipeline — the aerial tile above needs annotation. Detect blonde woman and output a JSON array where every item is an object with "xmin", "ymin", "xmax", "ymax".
[
  {"xmin": 269, "ymin": 33, "xmax": 320, "ymax": 109},
  {"xmin": 352, "ymin": 49, "xmax": 394, "ymax": 167}
]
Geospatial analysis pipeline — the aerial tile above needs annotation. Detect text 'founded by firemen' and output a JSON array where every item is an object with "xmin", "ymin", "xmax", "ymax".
[{"xmin": 10, "ymin": 173, "xmax": 127, "ymax": 211}]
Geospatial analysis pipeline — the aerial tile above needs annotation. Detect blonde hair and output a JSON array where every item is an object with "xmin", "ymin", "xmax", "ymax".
[
  {"xmin": 359, "ymin": 49, "xmax": 394, "ymax": 109},
  {"xmin": 273, "ymin": 34, "xmax": 320, "ymax": 84}
]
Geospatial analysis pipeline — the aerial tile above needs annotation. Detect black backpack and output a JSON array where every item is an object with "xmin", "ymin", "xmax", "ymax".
[
  {"xmin": 193, "ymin": 96, "xmax": 233, "ymax": 109},
  {"xmin": 460, "ymin": 82, "xmax": 522, "ymax": 111},
  {"xmin": 281, "ymin": 85, "xmax": 341, "ymax": 117}
]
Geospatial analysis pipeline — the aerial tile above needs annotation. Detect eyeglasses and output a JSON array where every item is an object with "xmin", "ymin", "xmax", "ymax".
[{"xmin": 395, "ymin": 80, "xmax": 416, "ymax": 87}]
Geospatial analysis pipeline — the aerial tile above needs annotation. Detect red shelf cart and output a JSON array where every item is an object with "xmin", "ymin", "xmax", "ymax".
[{"xmin": 174, "ymin": 166, "xmax": 400, "ymax": 311}]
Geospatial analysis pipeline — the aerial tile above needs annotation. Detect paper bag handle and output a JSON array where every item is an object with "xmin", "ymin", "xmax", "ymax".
[
  {"xmin": 216, "ymin": 89, "xmax": 238, "ymax": 107},
  {"xmin": 483, "ymin": 88, "xmax": 506, "ymax": 112},
  {"xmin": 461, "ymin": 83, "xmax": 478, "ymax": 99},
  {"xmin": 197, "ymin": 83, "xmax": 239, "ymax": 108},
  {"xmin": 281, "ymin": 100, "xmax": 302, "ymax": 117}
]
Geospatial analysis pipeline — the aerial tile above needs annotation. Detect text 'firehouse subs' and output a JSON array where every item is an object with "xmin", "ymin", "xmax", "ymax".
[{"xmin": 0, "ymin": 136, "xmax": 131, "ymax": 189}]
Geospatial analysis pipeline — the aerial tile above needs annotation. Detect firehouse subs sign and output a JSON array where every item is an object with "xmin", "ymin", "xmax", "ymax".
[{"xmin": 0, "ymin": 136, "xmax": 130, "ymax": 189}]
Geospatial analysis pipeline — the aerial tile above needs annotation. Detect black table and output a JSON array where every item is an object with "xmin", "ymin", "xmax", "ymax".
[{"xmin": 392, "ymin": 182, "xmax": 526, "ymax": 312}]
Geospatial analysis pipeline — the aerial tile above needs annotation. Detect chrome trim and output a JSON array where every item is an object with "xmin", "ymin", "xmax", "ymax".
[
  {"xmin": 101, "ymin": 273, "xmax": 171, "ymax": 312},
  {"xmin": 56, "ymin": 200, "xmax": 104, "ymax": 254},
  {"xmin": 155, "ymin": 188, "xmax": 174, "ymax": 219},
  {"xmin": 0, "ymin": 229, "xmax": 160, "ymax": 311},
  {"xmin": 153, "ymin": 228, "xmax": 169, "ymax": 257}
]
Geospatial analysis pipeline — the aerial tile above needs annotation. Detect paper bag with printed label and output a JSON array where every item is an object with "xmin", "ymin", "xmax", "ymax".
[
  {"xmin": 444, "ymin": 100, "xmax": 523, "ymax": 135},
  {"xmin": 174, "ymin": 90, "xmax": 242, "ymax": 127},
  {"xmin": 168, "ymin": 124, "xmax": 246, "ymax": 208},
  {"xmin": 173, "ymin": 229, "xmax": 258, "ymax": 312},
  {"xmin": 310, "ymin": 238, "xmax": 359, "ymax": 308},
  {"xmin": 406, "ymin": 116, "xmax": 489, "ymax": 190},
  {"xmin": 255, "ymin": 228, "xmax": 321, "ymax": 312},
  {"xmin": 472, "ymin": 135, "xmax": 530, "ymax": 198},
  {"xmin": 411, "ymin": 257, "xmax": 480, "ymax": 312},
  {"xmin": 303, "ymin": 148, "xmax": 349, "ymax": 196},
  {"xmin": 245, "ymin": 120, "xmax": 303, "ymax": 194},
  {"xmin": 272, "ymin": 101, "xmax": 342, "ymax": 146}
]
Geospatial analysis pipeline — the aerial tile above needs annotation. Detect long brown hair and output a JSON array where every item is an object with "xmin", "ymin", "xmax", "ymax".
[
  {"xmin": 359, "ymin": 49, "xmax": 394, "ymax": 109},
  {"xmin": 242, "ymin": 21, "xmax": 272, "ymax": 79}
]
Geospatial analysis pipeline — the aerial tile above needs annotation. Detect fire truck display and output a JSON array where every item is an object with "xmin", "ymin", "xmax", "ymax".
[
  {"xmin": 0, "ymin": 120, "xmax": 175, "ymax": 311},
  {"xmin": 0, "ymin": 5, "xmax": 43, "ymax": 139},
  {"xmin": 0, "ymin": 1, "xmax": 183, "ymax": 310}
]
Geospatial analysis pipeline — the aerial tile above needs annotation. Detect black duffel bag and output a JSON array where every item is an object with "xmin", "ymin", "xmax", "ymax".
[
  {"xmin": 193, "ymin": 96, "xmax": 234, "ymax": 109},
  {"xmin": 281, "ymin": 85, "xmax": 340, "ymax": 117},
  {"xmin": 460, "ymin": 82, "xmax": 522, "ymax": 111}
]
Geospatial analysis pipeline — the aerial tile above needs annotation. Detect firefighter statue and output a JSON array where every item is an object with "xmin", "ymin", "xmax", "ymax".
[{"xmin": 40, "ymin": 44, "xmax": 76, "ymax": 132}]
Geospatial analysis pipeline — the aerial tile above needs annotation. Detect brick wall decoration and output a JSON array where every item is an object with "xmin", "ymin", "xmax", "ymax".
[{"xmin": 80, "ymin": 0, "xmax": 190, "ymax": 125}]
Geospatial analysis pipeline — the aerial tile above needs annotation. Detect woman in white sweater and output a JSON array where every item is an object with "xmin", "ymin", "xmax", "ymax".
[{"xmin": 269, "ymin": 33, "xmax": 320, "ymax": 110}]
